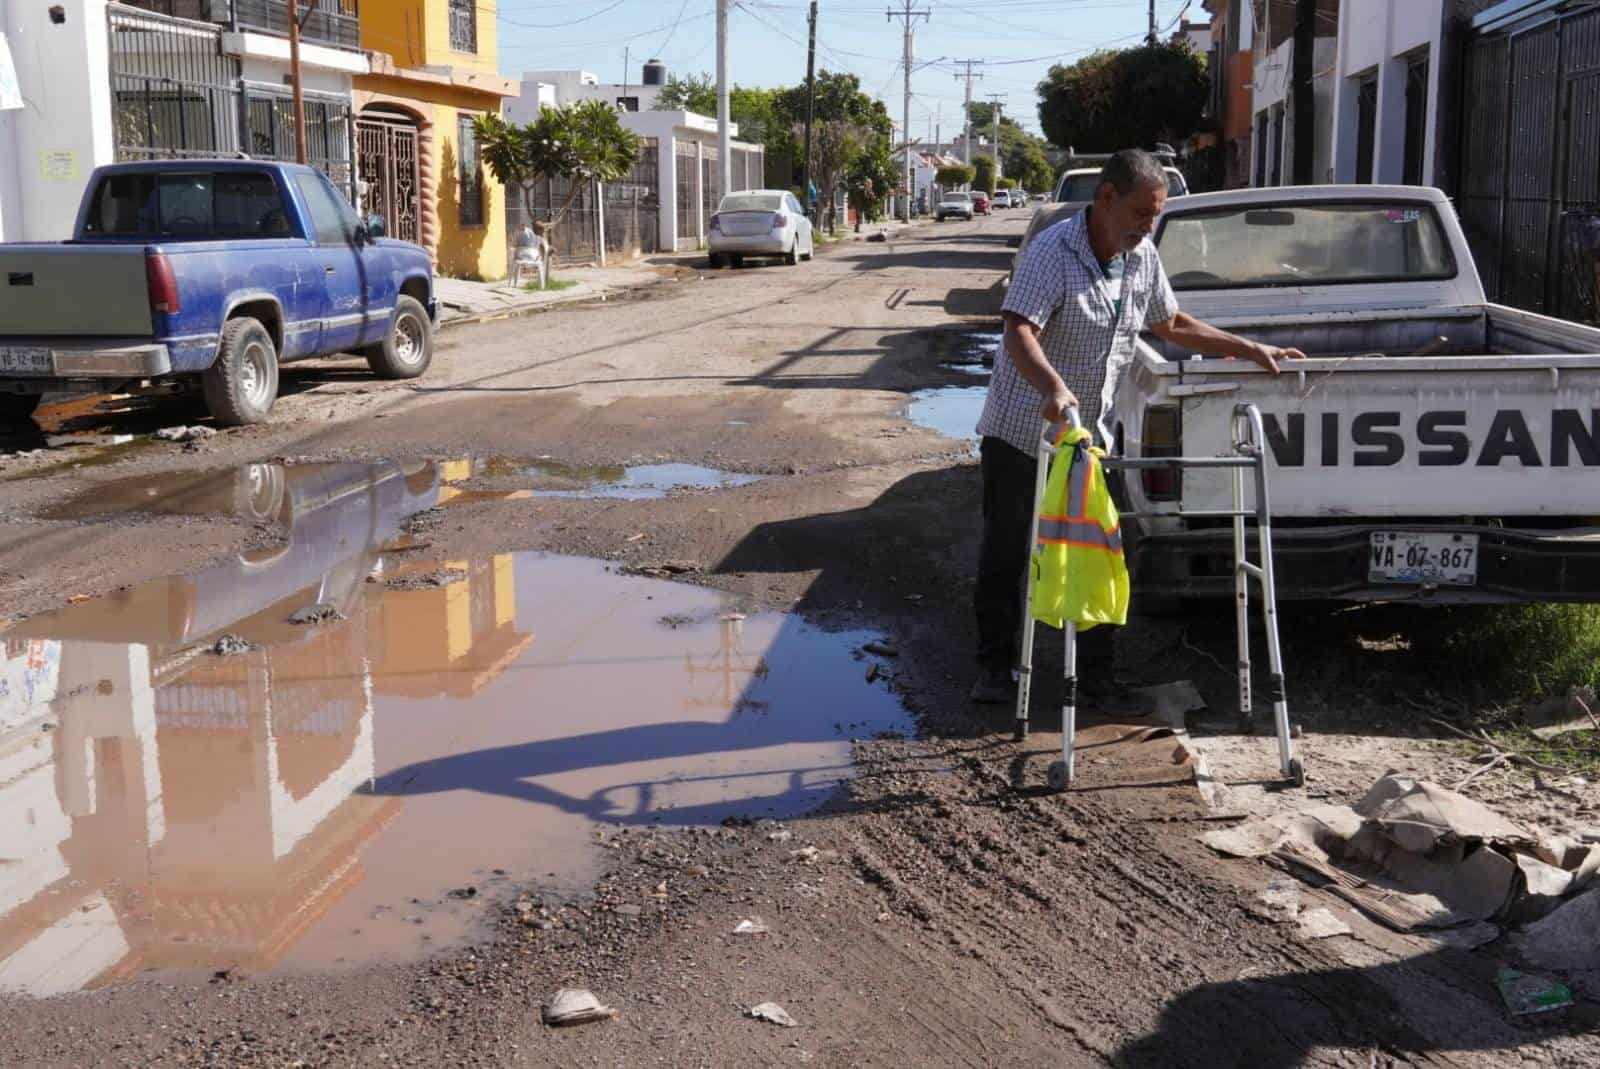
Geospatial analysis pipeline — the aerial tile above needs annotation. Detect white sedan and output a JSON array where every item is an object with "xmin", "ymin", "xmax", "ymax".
[{"xmin": 708, "ymin": 190, "xmax": 815, "ymax": 268}]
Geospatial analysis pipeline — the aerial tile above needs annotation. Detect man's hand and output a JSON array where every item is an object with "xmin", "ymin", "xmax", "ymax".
[
  {"xmin": 1244, "ymin": 343, "xmax": 1307, "ymax": 375},
  {"xmin": 1041, "ymin": 386, "xmax": 1079, "ymax": 425}
]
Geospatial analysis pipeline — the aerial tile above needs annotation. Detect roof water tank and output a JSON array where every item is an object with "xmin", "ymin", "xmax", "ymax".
[{"xmin": 642, "ymin": 59, "xmax": 667, "ymax": 86}]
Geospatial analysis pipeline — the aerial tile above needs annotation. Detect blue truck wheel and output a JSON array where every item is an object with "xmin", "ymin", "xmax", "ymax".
[
  {"xmin": 204, "ymin": 317, "xmax": 279, "ymax": 426},
  {"xmin": 365, "ymin": 296, "xmax": 433, "ymax": 380}
]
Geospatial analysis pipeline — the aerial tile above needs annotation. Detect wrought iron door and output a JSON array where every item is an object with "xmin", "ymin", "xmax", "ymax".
[{"xmin": 355, "ymin": 115, "xmax": 420, "ymax": 244}]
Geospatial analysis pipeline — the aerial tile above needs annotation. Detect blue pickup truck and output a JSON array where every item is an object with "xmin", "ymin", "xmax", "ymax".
[{"xmin": 0, "ymin": 160, "xmax": 436, "ymax": 428}]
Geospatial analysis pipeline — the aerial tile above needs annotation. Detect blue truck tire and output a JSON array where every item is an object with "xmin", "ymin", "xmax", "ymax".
[
  {"xmin": 364, "ymin": 295, "xmax": 433, "ymax": 380},
  {"xmin": 204, "ymin": 316, "xmax": 280, "ymax": 426}
]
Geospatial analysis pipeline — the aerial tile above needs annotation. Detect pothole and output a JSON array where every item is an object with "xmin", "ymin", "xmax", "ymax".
[
  {"xmin": 448, "ymin": 457, "xmax": 763, "ymax": 500},
  {"xmin": 0, "ymin": 550, "xmax": 907, "ymax": 995},
  {"xmin": 906, "ymin": 385, "xmax": 987, "ymax": 448}
]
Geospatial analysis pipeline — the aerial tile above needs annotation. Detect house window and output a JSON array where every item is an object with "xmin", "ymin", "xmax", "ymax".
[
  {"xmin": 458, "ymin": 114, "xmax": 483, "ymax": 226},
  {"xmin": 1403, "ymin": 50, "xmax": 1430, "ymax": 186},
  {"xmin": 1355, "ymin": 74, "xmax": 1378, "ymax": 184},
  {"xmin": 616, "ymin": 96, "xmax": 640, "ymax": 113},
  {"xmin": 449, "ymin": 0, "xmax": 477, "ymax": 53}
]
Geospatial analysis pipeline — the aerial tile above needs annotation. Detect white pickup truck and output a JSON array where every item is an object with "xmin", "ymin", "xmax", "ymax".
[{"xmin": 1116, "ymin": 184, "xmax": 1600, "ymax": 604}]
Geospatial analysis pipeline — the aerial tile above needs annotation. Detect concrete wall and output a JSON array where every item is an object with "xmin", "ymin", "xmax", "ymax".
[
  {"xmin": 0, "ymin": 0, "xmax": 116, "ymax": 242},
  {"xmin": 363, "ymin": 0, "xmax": 499, "ymax": 77},
  {"xmin": 1331, "ymin": 0, "xmax": 1446, "ymax": 184},
  {"xmin": 1251, "ymin": 37, "xmax": 1339, "ymax": 185},
  {"xmin": 518, "ymin": 69, "xmax": 665, "ymax": 113}
]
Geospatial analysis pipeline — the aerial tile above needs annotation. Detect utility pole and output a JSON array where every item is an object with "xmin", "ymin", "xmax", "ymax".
[
  {"xmin": 1147, "ymin": 0, "xmax": 1157, "ymax": 45},
  {"xmin": 888, "ymin": 1, "xmax": 931, "ymax": 222},
  {"xmin": 987, "ymin": 93, "xmax": 1005, "ymax": 186},
  {"xmin": 802, "ymin": 0, "xmax": 817, "ymax": 219},
  {"xmin": 287, "ymin": 0, "xmax": 310, "ymax": 164},
  {"xmin": 1292, "ymin": 0, "xmax": 1316, "ymax": 184},
  {"xmin": 951, "ymin": 58, "xmax": 983, "ymax": 164},
  {"xmin": 622, "ymin": 45, "xmax": 630, "ymax": 109},
  {"xmin": 716, "ymin": 0, "xmax": 732, "ymax": 196}
]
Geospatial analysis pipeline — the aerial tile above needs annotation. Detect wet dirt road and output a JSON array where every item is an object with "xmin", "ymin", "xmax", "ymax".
[{"xmin": 3, "ymin": 213, "xmax": 1597, "ymax": 1067}]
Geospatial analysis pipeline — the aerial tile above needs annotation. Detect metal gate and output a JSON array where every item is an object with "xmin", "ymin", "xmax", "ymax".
[
  {"xmin": 675, "ymin": 141, "xmax": 699, "ymax": 247},
  {"xmin": 603, "ymin": 138, "xmax": 660, "ymax": 258},
  {"xmin": 108, "ymin": 3, "xmax": 243, "ymax": 161},
  {"xmin": 1458, "ymin": 3, "xmax": 1600, "ymax": 319},
  {"xmin": 356, "ymin": 115, "xmax": 421, "ymax": 243}
]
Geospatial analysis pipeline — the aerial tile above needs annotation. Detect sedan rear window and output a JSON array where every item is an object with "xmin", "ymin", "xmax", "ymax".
[
  {"xmin": 1156, "ymin": 202, "xmax": 1457, "ymax": 290},
  {"xmin": 720, "ymin": 193, "xmax": 784, "ymax": 213},
  {"xmin": 82, "ymin": 171, "xmax": 290, "ymax": 238},
  {"xmin": 943, "ymin": 192, "xmax": 971, "ymax": 202}
]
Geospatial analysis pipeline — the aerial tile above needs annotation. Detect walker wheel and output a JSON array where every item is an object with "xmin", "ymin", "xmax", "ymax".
[
  {"xmin": 1288, "ymin": 758, "xmax": 1306, "ymax": 788},
  {"xmin": 1046, "ymin": 760, "xmax": 1071, "ymax": 792}
]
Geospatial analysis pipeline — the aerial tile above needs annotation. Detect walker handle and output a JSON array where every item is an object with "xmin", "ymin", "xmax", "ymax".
[{"xmin": 1039, "ymin": 406, "xmax": 1084, "ymax": 449}]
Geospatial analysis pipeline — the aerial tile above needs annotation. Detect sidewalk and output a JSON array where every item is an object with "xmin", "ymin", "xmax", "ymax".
[{"xmin": 433, "ymin": 216, "xmax": 931, "ymax": 329}]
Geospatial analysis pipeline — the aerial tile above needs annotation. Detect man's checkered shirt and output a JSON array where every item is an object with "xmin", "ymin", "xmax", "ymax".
[{"xmin": 976, "ymin": 209, "xmax": 1178, "ymax": 455}]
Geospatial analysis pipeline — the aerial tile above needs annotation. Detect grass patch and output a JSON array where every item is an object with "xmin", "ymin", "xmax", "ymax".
[
  {"xmin": 1483, "ymin": 723, "xmax": 1600, "ymax": 778},
  {"xmin": 523, "ymin": 277, "xmax": 579, "ymax": 293},
  {"xmin": 1413, "ymin": 603, "xmax": 1600, "ymax": 700}
]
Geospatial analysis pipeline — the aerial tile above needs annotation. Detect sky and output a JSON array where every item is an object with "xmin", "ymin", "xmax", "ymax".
[{"xmin": 494, "ymin": 0, "xmax": 1202, "ymax": 142}]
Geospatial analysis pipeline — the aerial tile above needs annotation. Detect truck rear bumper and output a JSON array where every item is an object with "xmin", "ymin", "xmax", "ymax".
[
  {"xmin": 0, "ymin": 342, "xmax": 172, "ymax": 391},
  {"xmin": 1134, "ymin": 522, "xmax": 1600, "ymax": 604}
]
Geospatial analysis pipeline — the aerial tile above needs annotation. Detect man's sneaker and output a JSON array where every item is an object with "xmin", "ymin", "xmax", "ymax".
[{"xmin": 969, "ymin": 665, "xmax": 1017, "ymax": 704}]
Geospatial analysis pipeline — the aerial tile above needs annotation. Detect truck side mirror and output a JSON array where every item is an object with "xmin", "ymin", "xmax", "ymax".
[{"xmin": 364, "ymin": 213, "xmax": 387, "ymax": 240}]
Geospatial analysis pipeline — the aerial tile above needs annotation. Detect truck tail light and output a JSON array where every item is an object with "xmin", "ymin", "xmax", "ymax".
[
  {"xmin": 771, "ymin": 212, "xmax": 788, "ymax": 230},
  {"xmin": 146, "ymin": 249, "xmax": 180, "ymax": 314},
  {"xmin": 1141, "ymin": 404, "xmax": 1181, "ymax": 501}
]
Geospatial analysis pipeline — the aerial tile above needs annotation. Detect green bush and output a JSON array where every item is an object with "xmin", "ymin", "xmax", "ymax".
[{"xmin": 1416, "ymin": 603, "xmax": 1600, "ymax": 699}]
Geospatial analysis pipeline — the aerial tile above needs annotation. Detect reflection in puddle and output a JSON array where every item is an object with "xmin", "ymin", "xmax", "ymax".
[
  {"xmin": 0, "ymin": 465, "xmax": 905, "ymax": 997},
  {"xmin": 906, "ymin": 385, "xmax": 987, "ymax": 447},
  {"xmin": 450, "ymin": 458, "xmax": 762, "ymax": 500}
]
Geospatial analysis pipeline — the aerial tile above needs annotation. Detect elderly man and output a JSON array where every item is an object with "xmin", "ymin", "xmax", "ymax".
[{"xmin": 970, "ymin": 149, "xmax": 1304, "ymax": 704}]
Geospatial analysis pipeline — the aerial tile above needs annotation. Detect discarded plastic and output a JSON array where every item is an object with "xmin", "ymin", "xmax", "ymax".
[
  {"xmin": 1296, "ymin": 908, "xmax": 1352, "ymax": 940},
  {"xmin": 1495, "ymin": 968, "xmax": 1573, "ymax": 1016},
  {"xmin": 746, "ymin": 1002, "xmax": 797, "ymax": 1028},
  {"xmin": 732, "ymin": 919, "xmax": 770, "ymax": 935},
  {"xmin": 542, "ymin": 988, "xmax": 617, "ymax": 1027},
  {"xmin": 155, "ymin": 425, "xmax": 217, "ymax": 443},
  {"xmin": 1258, "ymin": 877, "xmax": 1300, "ymax": 921}
]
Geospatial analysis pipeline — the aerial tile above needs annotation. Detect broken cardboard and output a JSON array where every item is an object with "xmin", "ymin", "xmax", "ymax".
[
  {"xmin": 1516, "ymin": 889, "xmax": 1600, "ymax": 971},
  {"xmin": 1354, "ymin": 774, "xmax": 1533, "ymax": 854}
]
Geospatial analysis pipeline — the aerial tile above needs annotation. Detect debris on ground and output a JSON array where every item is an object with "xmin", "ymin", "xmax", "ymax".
[
  {"xmin": 658, "ymin": 613, "xmax": 693, "ymax": 629},
  {"xmin": 209, "ymin": 633, "xmax": 258, "ymax": 656},
  {"xmin": 732, "ymin": 918, "xmax": 770, "ymax": 935},
  {"xmin": 287, "ymin": 603, "xmax": 345, "ymax": 625},
  {"xmin": 1296, "ymin": 907, "xmax": 1353, "ymax": 940},
  {"xmin": 541, "ymin": 989, "xmax": 617, "ymax": 1027},
  {"xmin": 1256, "ymin": 877, "xmax": 1300, "ymax": 921},
  {"xmin": 154, "ymin": 425, "xmax": 218, "ymax": 443},
  {"xmin": 861, "ymin": 641, "xmax": 899, "ymax": 658},
  {"xmin": 385, "ymin": 568, "xmax": 468, "ymax": 591},
  {"xmin": 1524, "ymin": 686, "xmax": 1599, "ymax": 740},
  {"xmin": 447, "ymin": 886, "xmax": 478, "ymax": 899},
  {"xmin": 1205, "ymin": 773, "xmax": 1600, "ymax": 936},
  {"xmin": 746, "ymin": 1002, "xmax": 798, "ymax": 1028},
  {"xmin": 1495, "ymin": 968, "xmax": 1574, "ymax": 1016},
  {"xmin": 1516, "ymin": 889, "xmax": 1600, "ymax": 970}
]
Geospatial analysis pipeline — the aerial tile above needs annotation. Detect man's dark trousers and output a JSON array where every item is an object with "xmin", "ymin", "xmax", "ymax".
[{"xmin": 975, "ymin": 436, "xmax": 1114, "ymax": 675}]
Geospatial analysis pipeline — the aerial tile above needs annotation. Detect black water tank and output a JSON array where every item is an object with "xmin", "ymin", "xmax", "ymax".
[{"xmin": 642, "ymin": 59, "xmax": 667, "ymax": 86}]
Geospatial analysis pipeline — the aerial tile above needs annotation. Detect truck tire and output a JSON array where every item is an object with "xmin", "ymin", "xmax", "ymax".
[
  {"xmin": 0, "ymin": 393, "xmax": 41, "ymax": 428},
  {"xmin": 365, "ymin": 296, "xmax": 433, "ymax": 380},
  {"xmin": 203, "ymin": 317, "xmax": 279, "ymax": 426}
]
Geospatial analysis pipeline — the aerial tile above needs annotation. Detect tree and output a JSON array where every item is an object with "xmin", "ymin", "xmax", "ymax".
[
  {"xmin": 652, "ymin": 73, "xmax": 717, "ymax": 116},
  {"xmin": 800, "ymin": 120, "xmax": 866, "ymax": 232},
  {"xmin": 935, "ymin": 163, "xmax": 975, "ymax": 188},
  {"xmin": 996, "ymin": 176, "xmax": 1017, "ymax": 190},
  {"xmin": 474, "ymin": 101, "xmax": 641, "ymax": 245},
  {"xmin": 1037, "ymin": 42, "xmax": 1208, "ymax": 152},
  {"xmin": 848, "ymin": 141, "xmax": 897, "ymax": 223},
  {"xmin": 972, "ymin": 154, "xmax": 996, "ymax": 195},
  {"xmin": 1009, "ymin": 140, "xmax": 1054, "ymax": 193}
]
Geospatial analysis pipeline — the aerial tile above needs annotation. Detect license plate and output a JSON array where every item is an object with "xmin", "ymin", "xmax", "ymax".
[
  {"xmin": 0, "ymin": 346, "xmax": 50, "ymax": 374},
  {"xmin": 1369, "ymin": 531, "xmax": 1479, "ymax": 587}
]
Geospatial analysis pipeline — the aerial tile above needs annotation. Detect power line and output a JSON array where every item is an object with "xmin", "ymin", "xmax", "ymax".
[{"xmin": 887, "ymin": 1, "xmax": 931, "ymax": 222}]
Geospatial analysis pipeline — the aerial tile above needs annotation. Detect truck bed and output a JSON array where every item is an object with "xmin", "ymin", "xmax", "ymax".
[{"xmin": 0, "ymin": 245, "xmax": 154, "ymax": 337}]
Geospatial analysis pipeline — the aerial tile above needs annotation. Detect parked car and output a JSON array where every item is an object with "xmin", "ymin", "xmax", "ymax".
[
  {"xmin": 1011, "ymin": 164, "xmax": 1189, "ymax": 271},
  {"xmin": 992, "ymin": 190, "xmax": 1013, "ymax": 209},
  {"xmin": 707, "ymin": 190, "xmax": 815, "ymax": 269},
  {"xmin": 973, "ymin": 192, "xmax": 992, "ymax": 215},
  {"xmin": 936, "ymin": 191, "xmax": 975, "ymax": 222},
  {"xmin": 0, "ymin": 160, "xmax": 436, "ymax": 428},
  {"xmin": 1112, "ymin": 184, "xmax": 1600, "ymax": 604}
]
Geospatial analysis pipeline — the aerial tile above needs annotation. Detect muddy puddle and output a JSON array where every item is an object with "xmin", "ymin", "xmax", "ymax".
[
  {"xmin": 906, "ymin": 385, "xmax": 987, "ymax": 447},
  {"xmin": 0, "ymin": 531, "xmax": 907, "ymax": 995},
  {"xmin": 932, "ymin": 329, "xmax": 998, "ymax": 375},
  {"xmin": 451, "ymin": 457, "xmax": 762, "ymax": 500}
]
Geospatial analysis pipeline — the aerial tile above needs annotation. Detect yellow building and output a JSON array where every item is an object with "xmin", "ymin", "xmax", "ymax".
[{"xmin": 354, "ymin": 0, "xmax": 516, "ymax": 280}]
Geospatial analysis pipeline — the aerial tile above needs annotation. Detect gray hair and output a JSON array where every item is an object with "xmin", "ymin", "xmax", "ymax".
[{"xmin": 1098, "ymin": 149, "xmax": 1167, "ymax": 197}]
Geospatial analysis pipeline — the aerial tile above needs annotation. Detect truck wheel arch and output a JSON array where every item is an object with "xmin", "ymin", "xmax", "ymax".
[
  {"xmin": 221, "ymin": 295, "xmax": 284, "ymax": 357},
  {"xmin": 399, "ymin": 275, "xmax": 430, "ymax": 308}
]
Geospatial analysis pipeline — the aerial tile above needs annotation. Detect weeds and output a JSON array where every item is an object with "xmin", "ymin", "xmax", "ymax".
[
  {"xmin": 523, "ymin": 278, "xmax": 579, "ymax": 293},
  {"xmin": 1414, "ymin": 603, "xmax": 1600, "ymax": 700}
]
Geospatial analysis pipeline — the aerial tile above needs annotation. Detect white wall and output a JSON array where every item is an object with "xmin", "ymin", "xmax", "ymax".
[
  {"xmin": 1251, "ymin": 37, "xmax": 1339, "ymax": 185},
  {"xmin": 0, "ymin": 0, "xmax": 116, "ymax": 241},
  {"xmin": 515, "ymin": 69, "xmax": 665, "ymax": 116},
  {"xmin": 1332, "ymin": 0, "xmax": 1446, "ymax": 184}
]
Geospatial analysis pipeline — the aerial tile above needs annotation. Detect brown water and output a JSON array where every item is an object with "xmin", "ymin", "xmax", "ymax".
[{"xmin": 0, "ymin": 469, "xmax": 905, "ymax": 998}]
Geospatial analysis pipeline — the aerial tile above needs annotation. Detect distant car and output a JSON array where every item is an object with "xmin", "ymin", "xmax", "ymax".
[
  {"xmin": 992, "ymin": 189, "xmax": 1012, "ymax": 208},
  {"xmin": 936, "ymin": 191, "xmax": 974, "ymax": 221},
  {"xmin": 1012, "ymin": 164, "xmax": 1189, "ymax": 268},
  {"xmin": 973, "ymin": 191, "xmax": 992, "ymax": 215},
  {"xmin": 707, "ymin": 190, "xmax": 815, "ymax": 268}
]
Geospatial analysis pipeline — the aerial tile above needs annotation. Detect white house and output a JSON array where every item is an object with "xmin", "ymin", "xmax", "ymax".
[
  {"xmin": 520, "ymin": 64, "xmax": 670, "ymax": 114},
  {"xmin": 1249, "ymin": 1, "xmax": 1339, "ymax": 187},
  {"xmin": 0, "ymin": 0, "xmax": 366, "ymax": 243}
]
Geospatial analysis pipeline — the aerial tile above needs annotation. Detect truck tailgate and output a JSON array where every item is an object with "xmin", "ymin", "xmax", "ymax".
[
  {"xmin": 0, "ymin": 245, "xmax": 153, "ymax": 336},
  {"xmin": 1171, "ymin": 355, "xmax": 1600, "ymax": 517}
]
